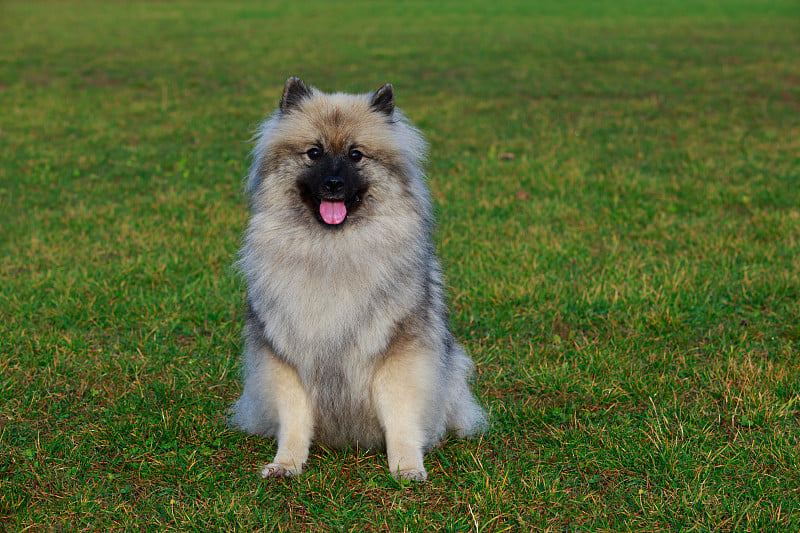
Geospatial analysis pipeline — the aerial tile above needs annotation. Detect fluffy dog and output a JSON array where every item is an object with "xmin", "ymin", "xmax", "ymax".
[{"xmin": 231, "ymin": 78, "xmax": 486, "ymax": 481}]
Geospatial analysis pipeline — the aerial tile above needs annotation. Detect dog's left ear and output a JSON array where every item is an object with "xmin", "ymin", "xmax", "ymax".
[
  {"xmin": 371, "ymin": 84, "xmax": 395, "ymax": 116},
  {"xmin": 280, "ymin": 77, "xmax": 312, "ymax": 113}
]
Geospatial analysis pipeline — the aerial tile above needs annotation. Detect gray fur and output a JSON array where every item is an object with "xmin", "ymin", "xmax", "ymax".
[{"xmin": 230, "ymin": 79, "xmax": 486, "ymax": 478}]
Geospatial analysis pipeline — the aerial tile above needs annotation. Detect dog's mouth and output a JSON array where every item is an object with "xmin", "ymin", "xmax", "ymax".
[
  {"xmin": 319, "ymin": 200, "xmax": 348, "ymax": 225},
  {"xmin": 299, "ymin": 185, "xmax": 367, "ymax": 227},
  {"xmin": 316, "ymin": 191, "xmax": 366, "ymax": 226}
]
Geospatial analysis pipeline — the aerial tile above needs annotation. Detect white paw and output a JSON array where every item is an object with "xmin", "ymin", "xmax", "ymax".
[
  {"xmin": 260, "ymin": 462, "xmax": 301, "ymax": 478},
  {"xmin": 395, "ymin": 468, "xmax": 428, "ymax": 482}
]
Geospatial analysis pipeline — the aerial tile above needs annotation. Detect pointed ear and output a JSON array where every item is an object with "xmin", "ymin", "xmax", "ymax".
[
  {"xmin": 280, "ymin": 77, "xmax": 312, "ymax": 113},
  {"xmin": 370, "ymin": 83, "xmax": 395, "ymax": 116}
]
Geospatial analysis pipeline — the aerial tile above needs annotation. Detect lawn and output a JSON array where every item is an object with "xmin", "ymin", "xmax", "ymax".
[{"xmin": 1, "ymin": 0, "xmax": 799, "ymax": 530}]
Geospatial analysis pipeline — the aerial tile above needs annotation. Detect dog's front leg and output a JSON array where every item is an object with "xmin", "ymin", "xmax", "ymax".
[
  {"xmin": 261, "ymin": 354, "xmax": 314, "ymax": 478},
  {"xmin": 371, "ymin": 344, "xmax": 436, "ymax": 481}
]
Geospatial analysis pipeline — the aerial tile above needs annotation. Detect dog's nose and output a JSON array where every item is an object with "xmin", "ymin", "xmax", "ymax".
[{"xmin": 322, "ymin": 176, "xmax": 345, "ymax": 195}]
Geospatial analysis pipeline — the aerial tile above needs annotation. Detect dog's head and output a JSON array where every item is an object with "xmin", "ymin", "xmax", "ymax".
[{"xmin": 247, "ymin": 77, "xmax": 428, "ymax": 230}]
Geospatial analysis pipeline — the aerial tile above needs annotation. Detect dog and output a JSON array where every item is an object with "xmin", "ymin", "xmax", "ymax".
[{"xmin": 230, "ymin": 77, "xmax": 486, "ymax": 481}]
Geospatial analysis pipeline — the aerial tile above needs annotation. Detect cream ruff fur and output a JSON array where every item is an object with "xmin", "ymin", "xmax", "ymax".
[{"xmin": 230, "ymin": 78, "xmax": 486, "ymax": 481}]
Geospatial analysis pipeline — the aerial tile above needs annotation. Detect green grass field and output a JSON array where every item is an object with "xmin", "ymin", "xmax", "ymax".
[{"xmin": 2, "ymin": 0, "xmax": 799, "ymax": 530}]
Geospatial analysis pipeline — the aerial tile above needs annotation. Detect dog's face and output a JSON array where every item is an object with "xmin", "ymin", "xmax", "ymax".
[
  {"xmin": 247, "ymin": 78, "xmax": 427, "ymax": 231},
  {"xmin": 292, "ymin": 122, "xmax": 372, "ymax": 228}
]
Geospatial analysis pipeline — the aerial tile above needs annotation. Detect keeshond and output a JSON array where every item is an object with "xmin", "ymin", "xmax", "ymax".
[{"xmin": 230, "ymin": 77, "xmax": 486, "ymax": 481}]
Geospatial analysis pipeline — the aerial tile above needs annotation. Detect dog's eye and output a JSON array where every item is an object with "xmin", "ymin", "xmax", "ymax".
[
  {"xmin": 306, "ymin": 147, "xmax": 322, "ymax": 160},
  {"xmin": 349, "ymin": 149, "xmax": 363, "ymax": 162}
]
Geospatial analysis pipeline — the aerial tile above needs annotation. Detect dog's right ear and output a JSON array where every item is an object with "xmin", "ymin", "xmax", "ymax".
[
  {"xmin": 280, "ymin": 77, "xmax": 312, "ymax": 113},
  {"xmin": 370, "ymin": 83, "xmax": 395, "ymax": 116}
]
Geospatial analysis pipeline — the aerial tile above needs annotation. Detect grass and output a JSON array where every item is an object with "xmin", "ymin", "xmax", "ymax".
[{"xmin": 1, "ymin": 0, "xmax": 799, "ymax": 530}]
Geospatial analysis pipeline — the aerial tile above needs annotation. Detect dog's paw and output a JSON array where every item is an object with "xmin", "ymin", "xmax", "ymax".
[
  {"xmin": 260, "ymin": 462, "xmax": 301, "ymax": 479},
  {"xmin": 394, "ymin": 468, "xmax": 428, "ymax": 482}
]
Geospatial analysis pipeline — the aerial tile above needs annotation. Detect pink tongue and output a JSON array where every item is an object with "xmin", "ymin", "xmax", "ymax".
[{"xmin": 319, "ymin": 201, "xmax": 347, "ymax": 225}]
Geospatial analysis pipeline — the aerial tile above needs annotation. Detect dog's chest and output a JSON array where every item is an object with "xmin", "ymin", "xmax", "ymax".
[
  {"xmin": 260, "ymin": 274, "xmax": 397, "ymax": 363},
  {"xmin": 249, "ymin": 243, "xmax": 419, "ymax": 366}
]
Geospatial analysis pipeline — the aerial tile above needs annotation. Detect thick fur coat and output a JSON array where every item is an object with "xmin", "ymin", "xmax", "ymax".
[{"xmin": 230, "ymin": 78, "xmax": 486, "ymax": 480}]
